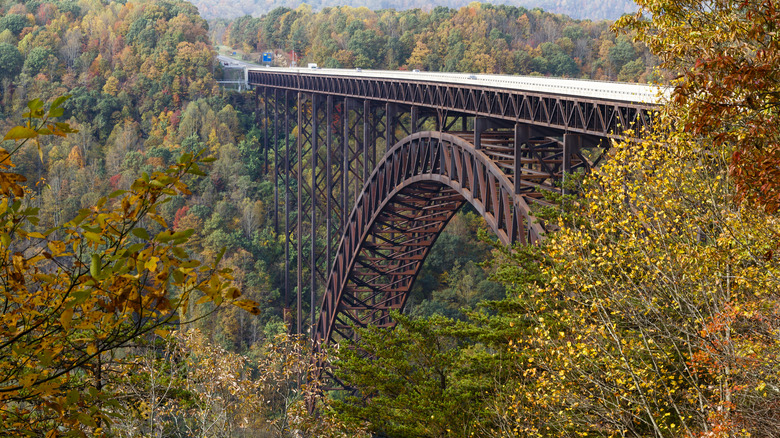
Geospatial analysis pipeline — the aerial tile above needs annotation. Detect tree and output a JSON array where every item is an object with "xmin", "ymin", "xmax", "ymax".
[
  {"xmin": 607, "ymin": 35, "xmax": 635, "ymax": 73},
  {"xmin": 618, "ymin": 0, "xmax": 780, "ymax": 212},
  {"xmin": 530, "ymin": 138, "xmax": 779, "ymax": 436},
  {"xmin": 111, "ymin": 329, "xmax": 266, "ymax": 437},
  {"xmin": 0, "ymin": 96, "xmax": 259, "ymax": 435},
  {"xmin": 60, "ymin": 28, "xmax": 82, "ymax": 69},
  {"xmin": 23, "ymin": 47, "xmax": 52, "ymax": 76},
  {"xmin": 0, "ymin": 43, "xmax": 23, "ymax": 81},
  {"xmin": 332, "ymin": 314, "xmax": 494, "ymax": 438},
  {"xmin": 0, "ymin": 14, "xmax": 28, "ymax": 36},
  {"xmin": 617, "ymin": 58, "xmax": 644, "ymax": 82}
]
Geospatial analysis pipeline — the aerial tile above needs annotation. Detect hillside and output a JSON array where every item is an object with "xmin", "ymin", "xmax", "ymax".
[
  {"xmin": 192, "ymin": 0, "xmax": 638, "ymax": 21},
  {"xmin": 216, "ymin": 4, "xmax": 658, "ymax": 82}
]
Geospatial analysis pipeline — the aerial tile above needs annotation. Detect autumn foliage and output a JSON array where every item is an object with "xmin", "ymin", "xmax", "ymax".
[
  {"xmin": 0, "ymin": 97, "xmax": 257, "ymax": 435},
  {"xmin": 619, "ymin": 0, "xmax": 780, "ymax": 213}
]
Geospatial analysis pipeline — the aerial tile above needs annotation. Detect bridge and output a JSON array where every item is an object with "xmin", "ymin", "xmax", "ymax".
[{"xmin": 247, "ymin": 67, "xmax": 661, "ymax": 376}]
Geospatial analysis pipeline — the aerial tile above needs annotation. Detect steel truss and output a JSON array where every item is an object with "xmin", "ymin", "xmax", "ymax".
[
  {"xmin": 253, "ymin": 78, "xmax": 654, "ymax": 382},
  {"xmin": 249, "ymin": 70, "xmax": 655, "ymax": 140}
]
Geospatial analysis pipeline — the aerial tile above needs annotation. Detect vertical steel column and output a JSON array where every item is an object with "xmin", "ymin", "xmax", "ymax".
[
  {"xmin": 273, "ymin": 89, "xmax": 279, "ymax": 233},
  {"xmin": 386, "ymin": 103, "xmax": 397, "ymax": 148},
  {"xmin": 264, "ymin": 89, "xmax": 269, "ymax": 175},
  {"xmin": 363, "ymin": 100, "xmax": 370, "ymax": 183},
  {"xmin": 310, "ymin": 95, "xmax": 319, "ymax": 339},
  {"xmin": 562, "ymin": 133, "xmax": 581, "ymax": 195},
  {"xmin": 343, "ymin": 98, "xmax": 365, "ymax": 205},
  {"xmin": 326, "ymin": 96, "xmax": 333, "ymax": 281},
  {"xmin": 342, "ymin": 98, "xmax": 350, "ymax": 231},
  {"xmin": 411, "ymin": 106, "xmax": 419, "ymax": 134},
  {"xmin": 371, "ymin": 104, "xmax": 385, "ymax": 168},
  {"xmin": 474, "ymin": 117, "xmax": 487, "ymax": 150},
  {"xmin": 297, "ymin": 92, "xmax": 303, "ymax": 335},
  {"xmin": 257, "ymin": 85, "xmax": 266, "ymax": 188},
  {"xmin": 514, "ymin": 123, "xmax": 530, "ymax": 195},
  {"xmin": 284, "ymin": 90, "xmax": 291, "ymax": 328}
]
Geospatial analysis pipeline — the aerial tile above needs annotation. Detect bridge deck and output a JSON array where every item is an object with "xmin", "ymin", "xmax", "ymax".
[
  {"xmin": 248, "ymin": 67, "xmax": 661, "ymax": 140},
  {"xmin": 249, "ymin": 67, "xmax": 667, "ymax": 104}
]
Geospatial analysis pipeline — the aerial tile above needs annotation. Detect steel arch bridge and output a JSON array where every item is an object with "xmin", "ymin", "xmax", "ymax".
[{"xmin": 247, "ymin": 67, "xmax": 660, "ymax": 370}]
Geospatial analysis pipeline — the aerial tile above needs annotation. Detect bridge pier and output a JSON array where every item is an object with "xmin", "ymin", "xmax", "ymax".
[{"xmin": 261, "ymin": 93, "xmax": 392, "ymax": 336}]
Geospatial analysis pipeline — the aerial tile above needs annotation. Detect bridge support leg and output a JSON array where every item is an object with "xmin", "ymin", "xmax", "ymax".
[
  {"xmin": 297, "ymin": 91, "xmax": 305, "ymax": 335},
  {"xmin": 311, "ymin": 95, "xmax": 319, "ymax": 338},
  {"xmin": 474, "ymin": 117, "xmax": 484, "ymax": 149},
  {"xmin": 264, "ymin": 88, "xmax": 269, "ymax": 176},
  {"xmin": 342, "ymin": 99, "xmax": 350, "ymax": 232},
  {"xmin": 363, "ymin": 100, "xmax": 370, "ymax": 183},
  {"xmin": 326, "ymin": 96, "xmax": 333, "ymax": 291},
  {"xmin": 284, "ymin": 90, "xmax": 293, "ymax": 331},
  {"xmin": 386, "ymin": 103, "xmax": 398, "ymax": 149},
  {"xmin": 563, "ymin": 133, "xmax": 582, "ymax": 195},
  {"xmin": 343, "ymin": 98, "xmax": 368, "ymax": 206},
  {"xmin": 514, "ymin": 123, "xmax": 530, "ymax": 195},
  {"xmin": 273, "ymin": 89, "xmax": 279, "ymax": 233}
]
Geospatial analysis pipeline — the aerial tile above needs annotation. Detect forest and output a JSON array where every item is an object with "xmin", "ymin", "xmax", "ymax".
[
  {"xmin": 213, "ymin": 3, "xmax": 656, "ymax": 81},
  {"xmin": 0, "ymin": 0, "xmax": 778, "ymax": 436},
  {"xmin": 190, "ymin": 0, "xmax": 637, "ymax": 21}
]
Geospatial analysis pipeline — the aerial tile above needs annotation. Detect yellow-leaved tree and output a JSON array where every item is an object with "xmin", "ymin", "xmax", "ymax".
[
  {"xmin": 483, "ymin": 0, "xmax": 780, "ymax": 434},
  {"xmin": 487, "ymin": 125, "xmax": 780, "ymax": 436},
  {"xmin": 0, "ymin": 96, "xmax": 259, "ymax": 436}
]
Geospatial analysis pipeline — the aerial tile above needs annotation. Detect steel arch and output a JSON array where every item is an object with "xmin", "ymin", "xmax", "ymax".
[{"xmin": 314, "ymin": 131, "xmax": 546, "ymax": 354}]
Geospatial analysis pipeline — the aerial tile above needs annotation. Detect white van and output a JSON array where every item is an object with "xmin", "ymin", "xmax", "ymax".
[{"xmin": 308, "ymin": 63, "xmax": 318, "ymax": 69}]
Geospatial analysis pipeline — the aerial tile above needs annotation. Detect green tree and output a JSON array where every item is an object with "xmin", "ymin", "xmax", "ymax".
[
  {"xmin": 23, "ymin": 47, "xmax": 52, "ymax": 76},
  {"xmin": 617, "ymin": 57, "xmax": 644, "ymax": 82},
  {"xmin": 607, "ymin": 35, "xmax": 636, "ymax": 75},
  {"xmin": 332, "ymin": 314, "xmax": 493, "ymax": 438},
  {"xmin": 0, "ymin": 43, "xmax": 23, "ymax": 81},
  {"xmin": 0, "ymin": 14, "xmax": 28, "ymax": 36}
]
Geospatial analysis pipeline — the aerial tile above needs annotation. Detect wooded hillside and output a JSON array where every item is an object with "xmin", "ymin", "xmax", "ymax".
[
  {"xmin": 192, "ymin": 0, "xmax": 637, "ymax": 21},
  {"xmin": 216, "ymin": 3, "xmax": 657, "ymax": 82}
]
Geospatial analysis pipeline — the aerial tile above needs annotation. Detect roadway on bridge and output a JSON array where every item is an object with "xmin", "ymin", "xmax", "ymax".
[
  {"xmin": 248, "ymin": 65, "xmax": 667, "ymax": 104},
  {"xmin": 217, "ymin": 54, "xmax": 262, "ymax": 69},
  {"xmin": 220, "ymin": 51, "xmax": 666, "ymax": 104}
]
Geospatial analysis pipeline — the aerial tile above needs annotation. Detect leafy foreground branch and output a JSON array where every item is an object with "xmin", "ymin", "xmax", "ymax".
[{"xmin": 0, "ymin": 96, "xmax": 258, "ymax": 436}]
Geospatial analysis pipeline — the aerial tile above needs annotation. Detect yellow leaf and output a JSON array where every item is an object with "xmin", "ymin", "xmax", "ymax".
[
  {"xmin": 84, "ymin": 231, "xmax": 101, "ymax": 244},
  {"xmin": 232, "ymin": 299, "xmax": 261, "ymax": 315},
  {"xmin": 145, "ymin": 256, "xmax": 159, "ymax": 272},
  {"xmin": 19, "ymin": 374, "xmax": 36, "ymax": 388},
  {"xmin": 154, "ymin": 328, "xmax": 170, "ymax": 337},
  {"xmin": 60, "ymin": 307, "xmax": 74, "ymax": 330},
  {"xmin": 3, "ymin": 126, "xmax": 38, "ymax": 141},
  {"xmin": 90, "ymin": 254, "xmax": 101, "ymax": 278}
]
